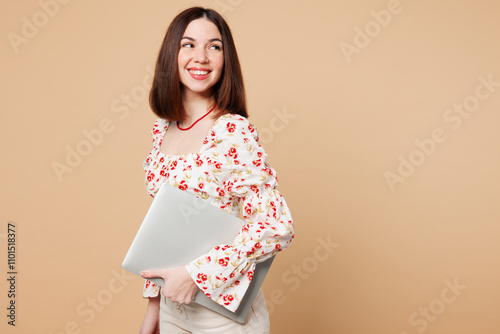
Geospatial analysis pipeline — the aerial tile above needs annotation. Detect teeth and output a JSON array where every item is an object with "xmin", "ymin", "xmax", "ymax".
[{"xmin": 189, "ymin": 70, "xmax": 209, "ymax": 75}]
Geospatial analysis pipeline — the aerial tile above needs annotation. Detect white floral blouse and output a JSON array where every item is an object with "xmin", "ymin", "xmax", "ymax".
[{"xmin": 141, "ymin": 113, "xmax": 294, "ymax": 312}]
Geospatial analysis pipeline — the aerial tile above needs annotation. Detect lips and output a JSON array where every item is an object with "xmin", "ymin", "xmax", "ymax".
[
  {"xmin": 188, "ymin": 67, "xmax": 212, "ymax": 80},
  {"xmin": 189, "ymin": 69, "xmax": 210, "ymax": 75}
]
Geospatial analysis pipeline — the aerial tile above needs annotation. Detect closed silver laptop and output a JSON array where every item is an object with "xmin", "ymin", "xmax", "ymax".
[{"xmin": 122, "ymin": 182, "xmax": 274, "ymax": 323}]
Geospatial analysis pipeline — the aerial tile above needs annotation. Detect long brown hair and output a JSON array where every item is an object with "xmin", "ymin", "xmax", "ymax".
[{"xmin": 149, "ymin": 7, "xmax": 247, "ymax": 121}]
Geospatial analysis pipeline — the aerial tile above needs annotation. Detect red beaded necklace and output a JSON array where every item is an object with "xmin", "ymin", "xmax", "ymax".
[{"xmin": 176, "ymin": 105, "xmax": 216, "ymax": 131}]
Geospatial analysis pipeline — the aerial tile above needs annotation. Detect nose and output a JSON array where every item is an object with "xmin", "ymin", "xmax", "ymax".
[{"xmin": 194, "ymin": 47, "xmax": 208, "ymax": 63}]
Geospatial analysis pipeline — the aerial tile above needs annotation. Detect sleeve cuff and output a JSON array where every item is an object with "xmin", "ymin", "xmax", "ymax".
[
  {"xmin": 186, "ymin": 252, "xmax": 256, "ymax": 312},
  {"xmin": 142, "ymin": 279, "xmax": 159, "ymax": 298}
]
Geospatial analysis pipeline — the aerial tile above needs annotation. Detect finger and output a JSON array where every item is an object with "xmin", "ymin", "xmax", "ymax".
[
  {"xmin": 141, "ymin": 270, "xmax": 161, "ymax": 278},
  {"xmin": 184, "ymin": 296, "xmax": 195, "ymax": 305},
  {"xmin": 163, "ymin": 289, "xmax": 182, "ymax": 303},
  {"xmin": 177, "ymin": 291, "xmax": 195, "ymax": 305}
]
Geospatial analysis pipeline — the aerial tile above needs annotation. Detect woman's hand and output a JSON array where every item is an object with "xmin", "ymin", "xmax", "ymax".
[
  {"xmin": 141, "ymin": 267, "xmax": 199, "ymax": 304},
  {"xmin": 139, "ymin": 294, "xmax": 160, "ymax": 334}
]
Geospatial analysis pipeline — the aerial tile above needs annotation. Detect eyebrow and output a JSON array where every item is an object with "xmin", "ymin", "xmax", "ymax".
[{"xmin": 181, "ymin": 36, "xmax": 223, "ymax": 43}]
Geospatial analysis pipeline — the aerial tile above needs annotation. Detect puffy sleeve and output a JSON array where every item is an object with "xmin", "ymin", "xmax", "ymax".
[{"xmin": 185, "ymin": 115, "xmax": 294, "ymax": 312}]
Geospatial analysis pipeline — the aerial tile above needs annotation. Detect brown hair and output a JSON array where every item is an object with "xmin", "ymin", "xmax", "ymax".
[{"xmin": 149, "ymin": 7, "xmax": 247, "ymax": 121}]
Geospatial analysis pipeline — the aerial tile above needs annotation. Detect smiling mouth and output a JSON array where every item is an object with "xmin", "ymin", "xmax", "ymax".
[{"xmin": 189, "ymin": 69, "xmax": 211, "ymax": 75}]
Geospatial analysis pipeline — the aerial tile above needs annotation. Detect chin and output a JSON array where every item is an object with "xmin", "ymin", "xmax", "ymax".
[{"xmin": 184, "ymin": 85, "xmax": 216, "ymax": 96}]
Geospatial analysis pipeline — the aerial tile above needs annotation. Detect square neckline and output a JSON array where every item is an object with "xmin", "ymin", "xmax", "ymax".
[{"xmin": 157, "ymin": 113, "xmax": 232, "ymax": 157}]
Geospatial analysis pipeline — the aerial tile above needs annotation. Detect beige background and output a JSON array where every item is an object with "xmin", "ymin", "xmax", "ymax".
[{"xmin": 1, "ymin": 0, "xmax": 500, "ymax": 333}]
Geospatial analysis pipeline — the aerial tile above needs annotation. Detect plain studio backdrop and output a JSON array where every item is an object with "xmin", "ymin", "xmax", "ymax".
[{"xmin": 1, "ymin": 0, "xmax": 499, "ymax": 333}]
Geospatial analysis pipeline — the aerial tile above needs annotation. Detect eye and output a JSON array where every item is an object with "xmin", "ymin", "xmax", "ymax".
[
  {"xmin": 181, "ymin": 42, "xmax": 194, "ymax": 48},
  {"xmin": 209, "ymin": 44, "xmax": 222, "ymax": 51}
]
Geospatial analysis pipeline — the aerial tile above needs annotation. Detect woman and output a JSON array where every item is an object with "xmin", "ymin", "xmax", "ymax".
[{"xmin": 138, "ymin": 7, "xmax": 294, "ymax": 334}]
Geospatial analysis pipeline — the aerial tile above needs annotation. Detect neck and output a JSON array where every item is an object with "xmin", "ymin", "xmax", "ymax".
[{"xmin": 182, "ymin": 91, "xmax": 214, "ymax": 123}]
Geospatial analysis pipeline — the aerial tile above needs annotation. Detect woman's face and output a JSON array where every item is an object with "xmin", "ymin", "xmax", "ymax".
[{"xmin": 177, "ymin": 18, "xmax": 224, "ymax": 99}]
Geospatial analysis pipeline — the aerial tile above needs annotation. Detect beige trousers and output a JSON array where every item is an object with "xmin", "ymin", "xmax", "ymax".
[{"xmin": 159, "ymin": 289, "xmax": 270, "ymax": 334}]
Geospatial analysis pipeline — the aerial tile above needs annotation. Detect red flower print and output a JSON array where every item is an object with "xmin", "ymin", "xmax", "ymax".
[
  {"xmin": 216, "ymin": 187, "xmax": 225, "ymax": 197},
  {"xmin": 215, "ymin": 162, "xmax": 222, "ymax": 169},
  {"xmin": 198, "ymin": 182, "xmax": 204, "ymax": 189},
  {"xmin": 244, "ymin": 203, "xmax": 253, "ymax": 215},
  {"xmin": 178, "ymin": 181, "xmax": 188, "ymax": 191},
  {"xmin": 252, "ymin": 159, "xmax": 262, "ymax": 167},
  {"xmin": 223, "ymin": 294, "xmax": 234, "ymax": 306},
  {"xmin": 228, "ymin": 147, "xmax": 237, "ymax": 156},
  {"xmin": 235, "ymin": 280, "xmax": 240, "ymax": 285},
  {"xmin": 229, "ymin": 273, "xmax": 235, "ymax": 278},
  {"xmin": 257, "ymin": 151, "xmax": 263, "ymax": 158},
  {"xmin": 254, "ymin": 242, "xmax": 261, "ymax": 249},
  {"xmin": 196, "ymin": 273, "xmax": 208, "ymax": 284},
  {"xmin": 215, "ymin": 246, "xmax": 220, "ymax": 250},
  {"xmin": 247, "ymin": 271, "xmax": 254, "ymax": 281},
  {"xmin": 263, "ymin": 167, "xmax": 274, "ymax": 176},
  {"xmin": 275, "ymin": 243, "xmax": 281, "ymax": 250},
  {"xmin": 147, "ymin": 172, "xmax": 155, "ymax": 182},
  {"xmin": 218, "ymin": 257, "xmax": 230, "ymax": 267},
  {"xmin": 159, "ymin": 157, "xmax": 164, "ymax": 163},
  {"xmin": 250, "ymin": 185, "xmax": 259, "ymax": 193},
  {"xmin": 226, "ymin": 123, "xmax": 236, "ymax": 133}
]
